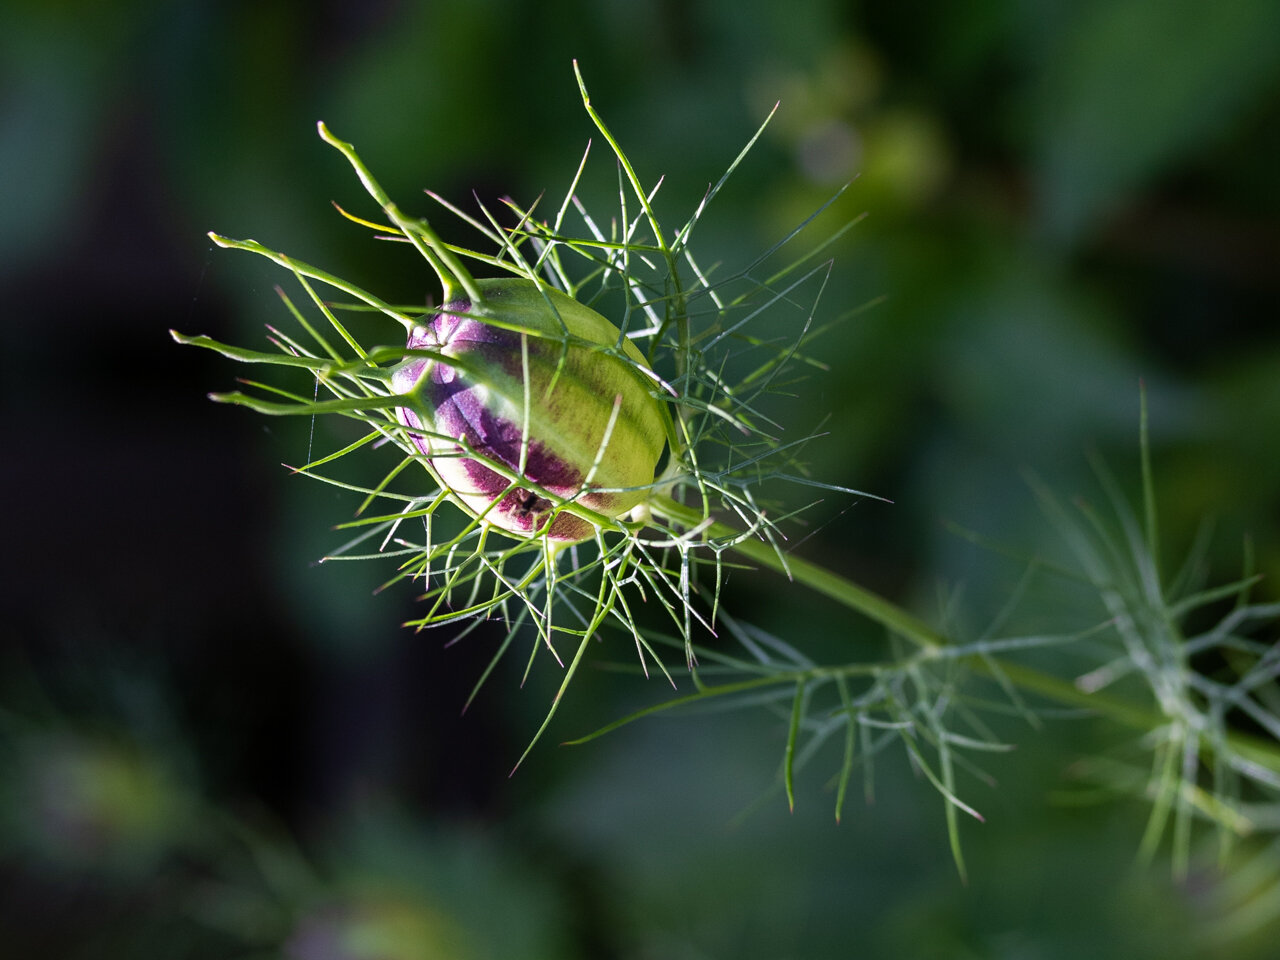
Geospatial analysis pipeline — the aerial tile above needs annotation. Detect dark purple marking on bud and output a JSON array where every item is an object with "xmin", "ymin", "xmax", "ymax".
[
  {"xmin": 393, "ymin": 297, "xmax": 604, "ymax": 542},
  {"xmin": 428, "ymin": 375, "xmax": 584, "ymax": 492},
  {"xmin": 458, "ymin": 457, "xmax": 595, "ymax": 542}
]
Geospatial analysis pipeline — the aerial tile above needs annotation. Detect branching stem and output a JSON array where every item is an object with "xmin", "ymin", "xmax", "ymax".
[{"xmin": 647, "ymin": 495, "xmax": 1280, "ymax": 778}]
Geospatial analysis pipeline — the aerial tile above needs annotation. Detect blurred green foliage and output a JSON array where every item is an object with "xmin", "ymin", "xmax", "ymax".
[{"xmin": 3, "ymin": 0, "xmax": 1279, "ymax": 957}]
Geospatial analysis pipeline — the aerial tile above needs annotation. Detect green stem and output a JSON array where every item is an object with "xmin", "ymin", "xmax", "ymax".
[
  {"xmin": 646, "ymin": 494, "xmax": 1280, "ymax": 776},
  {"xmin": 316, "ymin": 122, "xmax": 483, "ymax": 306},
  {"xmin": 206, "ymin": 234, "xmax": 413, "ymax": 332},
  {"xmin": 649, "ymin": 495, "xmax": 946, "ymax": 652}
]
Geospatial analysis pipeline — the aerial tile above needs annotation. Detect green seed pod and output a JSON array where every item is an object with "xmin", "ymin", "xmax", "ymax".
[{"xmin": 392, "ymin": 278, "xmax": 667, "ymax": 543}]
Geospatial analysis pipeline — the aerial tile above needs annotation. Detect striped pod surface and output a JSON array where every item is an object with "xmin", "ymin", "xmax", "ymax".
[{"xmin": 392, "ymin": 278, "xmax": 668, "ymax": 542}]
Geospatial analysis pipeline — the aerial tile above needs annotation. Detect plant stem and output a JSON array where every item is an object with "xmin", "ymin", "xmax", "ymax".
[
  {"xmin": 647, "ymin": 494, "xmax": 1280, "ymax": 777},
  {"xmin": 317, "ymin": 122, "xmax": 483, "ymax": 305},
  {"xmin": 649, "ymin": 495, "xmax": 946, "ymax": 652}
]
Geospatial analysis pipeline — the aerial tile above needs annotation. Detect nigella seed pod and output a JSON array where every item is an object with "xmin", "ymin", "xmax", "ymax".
[{"xmin": 392, "ymin": 278, "xmax": 667, "ymax": 543}]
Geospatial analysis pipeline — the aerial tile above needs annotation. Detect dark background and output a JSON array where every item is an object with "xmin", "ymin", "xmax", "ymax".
[{"xmin": 3, "ymin": 1, "xmax": 1279, "ymax": 957}]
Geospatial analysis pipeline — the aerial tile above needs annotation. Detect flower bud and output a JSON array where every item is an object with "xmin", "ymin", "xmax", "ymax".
[{"xmin": 392, "ymin": 278, "xmax": 667, "ymax": 542}]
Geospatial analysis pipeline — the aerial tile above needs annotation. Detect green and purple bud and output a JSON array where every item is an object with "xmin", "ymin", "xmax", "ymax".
[{"xmin": 392, "ymin": 278, "xmax": 668, "ymax": 543}]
